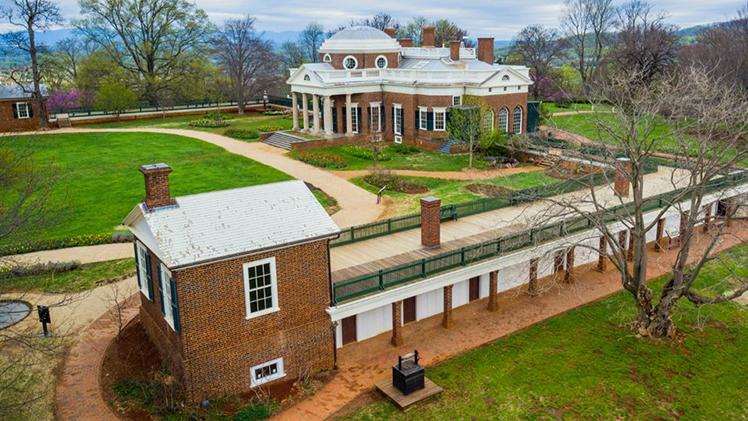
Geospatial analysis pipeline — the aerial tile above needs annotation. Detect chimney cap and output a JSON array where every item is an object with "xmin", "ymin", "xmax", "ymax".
[
  {"xmin": 420, "ymin": 196, "xmax": 441, "ymax": 204},
  {"xmin": 140, "ymin": 163, "xmax": 172, "ymax": 173}
]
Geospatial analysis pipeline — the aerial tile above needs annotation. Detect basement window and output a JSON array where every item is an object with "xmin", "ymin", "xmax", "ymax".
[
  {"xmin": 243, "ymin": 257, "xmax": 279, "ymax": 319},
  {"xmin": 250, "ymin": 358, "xmax": 285, "ymax": 387}
]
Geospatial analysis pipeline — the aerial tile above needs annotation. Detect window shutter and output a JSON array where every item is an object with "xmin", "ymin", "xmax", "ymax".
[
  {"xmin": 133, "ymin": 243, "xmax": 142, "ymax": 290},
  {"xmin": 415, "ymin": 110, "xmax": 420, "ymax": 130},
  {"xmin": 356, "ymin": 107, "xmax": 362, "ymax": 131},
  {"xmin": 331, "ymin": 107, "xmax": 337, "ymax": 133},
  {"xmin": 446, "ymin": 111, "xmax": 451, "ymax": 131},
  {"xmin": 170, "ymin": 276, "xmax": 181, "ymax": 332},
  {"xmin": 400, "ymin": 108, "xmax": 404, "ymax": 131},
  {"xmin": 28, "ymin": 103, "xmax": 33, "ymax": 118},
  {"xmin": 157, "ymin": 266, "xmax": 165, "ymax": 314},
  {"xmin": 380, "ymin": 105, "xmax": 385, "ymax": 132},
  {"xmin": 12, "ymin": 104, "xmax": 18, "ymax": 119},
  {"xmin": 427, "ymin": 111, "xmax": 434, "ymax": 131},
  {"xmin": 144, "ymin": 250, "xmax": 154, "ymax": 301}
]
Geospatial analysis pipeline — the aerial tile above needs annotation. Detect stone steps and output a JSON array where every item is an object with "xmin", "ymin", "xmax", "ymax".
[{"xmin": 262, "ymin": 132, "xmax": 309, "ymax": 150}]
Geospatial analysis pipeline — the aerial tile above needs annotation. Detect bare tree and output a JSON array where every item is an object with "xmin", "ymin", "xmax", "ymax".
[
  {"xmin": 562, "ymin": 0, "xmax": 615, "ymax": 93},
  {"xmin": 1, "ymin": 0, "xmax": 62, "ymax": 129},
  {"xmin": 537, "ymin": 65, "xmax": 748, "ymax": 338},
  {"xmin": 213, "ymin": 17, "xmax": 277, "ymax": 115},
  {"xmin": 280, "ymin": 41, "xmax": 305, "ymax": 69},
  {"xmin": 509, "ymin": 25, "xmax": 567, "ymax": 98},
  {"xmin": 606, "ymin": 1, "xmax": 678, "ymax": 84},
  {"xmin": 299, "ymin": 22, "xmax": 325, "ymax": 62},
  {"xmin": 352, "ymin": 12, "xmax": 399, "ymax": 31},
  {"xmin": 75, "ymin": 0, "xmax": 213, "ymax": 105}
]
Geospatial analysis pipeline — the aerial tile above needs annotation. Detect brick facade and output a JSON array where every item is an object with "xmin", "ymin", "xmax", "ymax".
[
  {"xmin": 321, "ymin": 52, "xmax": 400, "ymax": 70},
  {"xmin": 0, "ymin": 99, "xmax": 41, "ymax": 132},
  {"xmin": 135, "ymin": 238, "xmax": 335, "ymax": 402}
]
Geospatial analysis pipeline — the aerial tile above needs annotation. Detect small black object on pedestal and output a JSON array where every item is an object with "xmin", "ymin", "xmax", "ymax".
[
  {"xmin": 37, "ymin": 305, "xmax": 51, "ymax": 337},
  {"xmin": 392, "ymin": 350, "xmax": 424, "ymax": 395}
]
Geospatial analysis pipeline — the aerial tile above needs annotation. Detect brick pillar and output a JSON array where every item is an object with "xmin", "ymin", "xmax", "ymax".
[
  {"xmin": 384, "ymin": 27, "xmax": 396, "ymax": 38},
  {"xmin": 442, "ymin": 285, "xmax": 453, "ymax": 328},
  {"xmin": 614, "ymin": 157, "xmax": 632, "ymax": 197},
  {"xmin": 553, "ymin": 250, "xmax": 565, "ymax": 276},
  {"xmin": 420, "ymin": 197, "xmax": 441, "ymax": 248},
  {"xmin": 703, "ymin": 204, "xmax": 712, "ymax": 232},
  {"xmin": 597, "ymin": 236, "xmax": 608, "ymax": 272},
  {"xmin": 627, "ymin": 229, "xmax": 635, "ymax": 262},
  {"xmin": 449, "ymin": 40, "xmax": 460, "ymax": 61},
  {"xmin": 421, "ymin": 25, "xmax": 435, "ymax": 47},
  {"xmin": 391, "ymin": 301, "xmax": 403, "ymax": 346},
  {"xmin": 477, "ymin": 37, "xmax": 495, "ymax": 64},
  {"xmin": 655, "ymin": 218, "xmax": 666, "ymax": 252},
  {"xmin": 139, "ymin": 163, "xmax": 176, "ymax": 210},
  {"xmin": 488, "ymin": 271, "xmax": 499, "ymax": 312},
  {"xmin": 528, "ymin": 258, "xmax": 538, "ymax": 296},
  {"xmin": 564, "ymin": 246, "xmax": 576, "ymax": 283}
]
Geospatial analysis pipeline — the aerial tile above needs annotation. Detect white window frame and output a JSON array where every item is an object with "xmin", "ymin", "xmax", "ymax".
[
  {"xmin": 350, "ymin": 103, "xmax": 359, "ymax": 134},
  {"xmin": 375, "ymin": 55, "xmax": 388, "ymax": 69},
  {"xmin": 418, "ymin": 106, "xmax": 428, "ymax": 130},
  {"xmin": 159, "ymin": 263, "xmax": 175, "ymax": 330},
  {"xmin": 433, "ymin": 107, "xmax": 446, "ymax": 131},
  {"xmin": 452, "ymin": 96, "xmax": 462, "ymax": 106},
  {"xmin": 369, "ymin": 102, "xmax": 381, "ymax": 132},
  {"xmin": 322, "ymin": 53, "xmax": 332, "ymax": 63},
  {"xmin": 513, "ymin": 106, "xmax": 523, "ymax": 134},
  {"xmin": 243, "ymin": 257, "xmax": 279, "ymax": 320},
  {"xmin": 499, "ymin": 107, "xmax": 509, "ymax": 133},
  {"xmin": 15, "ymin": 102, "xmax": 30, "ymax": 119},
  {"xmin": 394, "ymin": 103, "xmax": 402, "ymax": 136},
  {"xmin": 135, "ymin": 241, "xmax": 152, "ymax": 300},
  {"xmin": 343, "ymin": 55, "xmax": 358, "ymax": 70},
  {"xmin": 483, "ymin": 109, "xmax": 495, "ymax": 132},
  {"xmin": 250, "ymin": 357, "xmax": 285, "ymax": 387}
]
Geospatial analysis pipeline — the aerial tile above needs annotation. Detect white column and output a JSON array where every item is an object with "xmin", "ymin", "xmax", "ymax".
[
  {"xmin": 291, "ymin": 93, "xmax": 299, "ymax": 131},
  {"xmin": 345, "ymin": 93, "xmax": 353, "ymax": 137},
  {"xmin": 312, "ymin": 94, "xmax": 320, "ymax": 133},
  {"xmin": 323, "ymin": 96, "xmax": 333, "ymax": 137},
  {"xmin": 301, "ymin": 93, "xmax": 309, "ymax": 132}
]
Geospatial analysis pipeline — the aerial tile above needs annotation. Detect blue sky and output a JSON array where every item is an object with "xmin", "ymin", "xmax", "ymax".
[{"xmin": 2, "ymin": 0, "xmax": 745, "ymax": 38}]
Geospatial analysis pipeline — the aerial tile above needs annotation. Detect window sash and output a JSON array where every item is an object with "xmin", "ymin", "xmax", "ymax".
[
  {"xmin": 513, "ymin": 107, "xmax": 523, "ymax": 134},
  {"xmin": 370, "ymin": 106, "xmax": 381, "ymax": 132},
  {"xmin": 434, "ymin": 110, "xmax": 446, "ymax": 131},
  {"xmin": 394, "ymin": 105, "xmax": 402, "ymax": 135},
  {"xmin": 136, "ymin": 242, "xmax": 151, "ymax": 299},
  {"xmin": 243, "ymin": 257, "xmax": 279, "ymax": 319},
  {"xmin": 452, "ymin": 96, "xmax": 461, "ymax": 106},
  {"xmin": 250, "ymin": 358, "xmax": 285, "ymax": 387},
  {"xmin": 419, "ymin": 108, "xmax": 428, "ymax": 130},
  {"xmin": 160, "ymin": 264, "xmax": 175, "ymax": 330},
  {"xmin": 351, "ymin": 106, "xmax": 359, "ymax": 133},
  {"xmin": 15, "ymin": 103, "xmax": 30, "ymax": 119},
  {"xmin": 499, "ymin": 108, "xmax": 509, "ymax": 133}
]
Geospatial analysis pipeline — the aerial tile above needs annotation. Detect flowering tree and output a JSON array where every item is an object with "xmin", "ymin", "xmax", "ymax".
[{"xmin": 46, "ymin": 90, "xmax": 89, "ymax": 114}]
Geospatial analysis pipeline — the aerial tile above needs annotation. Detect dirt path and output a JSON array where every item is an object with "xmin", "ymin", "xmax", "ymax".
[
  {"xmin": 6, "ymin": 243, "xmax": 134, "ymax": 266},
  {"xmin": 273, "ymin": 222, "xmax": 748, "ymax": 420},
  {"xmin": 332, "ymin": 165, "xmax": 544, "ymax": 181}
]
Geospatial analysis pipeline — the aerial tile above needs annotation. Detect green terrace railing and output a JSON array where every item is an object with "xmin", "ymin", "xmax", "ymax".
[{"xmin": 332, "ymin": 170, "xmax": 748, "ymax": 303}]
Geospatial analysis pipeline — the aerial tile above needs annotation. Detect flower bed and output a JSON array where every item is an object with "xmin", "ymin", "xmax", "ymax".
[
  {"xmin": 223, "ymin": 129, "xmax": 259, "ymax": 141},
  {"xmin": 297, "ymin": 152, "xmax": 347, "ymax": 169},
  {"xmin": 188, "ymin": 118, "xmax": 229, "ymax": 128},
  {"xmin": 256, "ymin": 125, "xmax": 285, "ymax": 132},
  {"xmin": 0, "ymin": 232, "xmax": 132, "ymax": 256},
  {"xmin": 363, "ymin": 171, "xmax": 429, "ymax": 194}
]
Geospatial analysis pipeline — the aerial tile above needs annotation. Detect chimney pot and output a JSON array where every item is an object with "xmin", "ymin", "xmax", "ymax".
[
  {"xmin": 140, "ymin": 163, "xmax": 176, "ymax": 210},
  {"xmin": 614, "ymin": 157, "xmax": 632, "ymax": 197},
  {"xmin": 384, "ymin": 27, "xmax": 396, "ymax": 38},
  {"xmin": 477, "ymin": 37, "xmax": 495, "ymax": 64},
  {"xmin": 420, "ymin": 196, "xmax": 441, "ymax": 248},
  {"xmin": 397, "ymin": 38, "xmax": 413, "ymax": 47},
  {"xmin": 421, "ymin": 25, "xmax": 435, "ymax": 48},
  {"xmin": 449, "ymin": 40, "xmax": 461, "ymax": 61}
]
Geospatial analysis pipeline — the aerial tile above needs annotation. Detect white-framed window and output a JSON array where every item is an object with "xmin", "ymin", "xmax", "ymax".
[
  {"xmin": 243, "ymin": 257, "xmax": 279, "ymax": 319},
  {"xmin": 351, "ymin": 104, "xmax": 359, "ymax": 134},
  {"xmin": 513, "ymin": 106, "xmax": 523, "ymax": 134},
  {"xmin": 394, "ymin": 104, "xmax": 402, "ymax": 135},
  {"xmin": 159, "ymin": 263, "xmax": 176, "ymax": 330},
  {"xmin": 343, "ymin": 55, "xmax": 358, "ymax": 70},
  {"xmin": 250, "ymin": 357, "xmax": 285, "ymax": 387},
  {"xmin": 499, "ymin": 107, "xmax": 509, "ymax": 133},
  {"xmin": 135, "ymin": 242, "xmax": 152, "ymax": 300},
  {"xmin": 502, "ymin": 75, "xmax": 510, "ymax": 81},
  {"xmin": 303, "ymin": 74, "xmax": 310, "ymax": 81},
  {"xmin": 369, "ymin": 102, "xmax": 381, "ymax": 132},
  {"xmin": 375, "ymin": 55, "xmax": 388, "ymax": 69},
  {"xmin": 433, "ymin": 108, "xmax": 446, "ymax": 131},
  {"xmin": 483, "ymin": 110, "xmax": 494, "ymax": 131},
  {"xmin": 322, "ymin": 53, "xmax": 332, "ymax": 63},
  {"xmin": 418, "ymin": 106, "xmax": 428, "ymax": 130},
  {"xmin": 452, "ymin": 96, "xmax": 462, "ymax": 106},
  {"xmin": 15, "ymin": 102, "xmax": 30, "ymax": 119}
]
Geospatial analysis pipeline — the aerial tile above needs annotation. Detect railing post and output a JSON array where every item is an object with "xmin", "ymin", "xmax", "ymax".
[
  {"xmin": 378, "ymin": 270, "xmax": 384, "ymax": 290},
  {"xmin": 460, "ymin": 248, "xmax": 466, "ymax": 265},
  {"xmin": 350, "ymin": 226, "xmax": 355, "ymax": 240},
  {"xmin": 421, "ymin": 258, "xmax": 426, "ymax": 276}
]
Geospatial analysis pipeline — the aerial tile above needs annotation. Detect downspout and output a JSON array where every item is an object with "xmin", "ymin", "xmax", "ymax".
[{"xmin": 327, "ymin": 235, "xmax": 340, "ymax": 369}]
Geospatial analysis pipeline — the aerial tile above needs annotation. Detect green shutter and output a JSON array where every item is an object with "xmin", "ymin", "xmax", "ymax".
[
  {"xmin": 399, "ymin": 108, "xmax": 404, "ymax": 132},
  {"xmin": 446, "ymin": 111, "xmax": 451, "ymax": 131},
  {"xmin": 157, "ymin": 265, "xmax": 165, "ymax": 314},
  {"xmin": 415, "ymin": 110, "xmax": 420, "ymax": 130},
  {"xmin": 28, "ymin": 103, "xmax": 33, "ymax": 118},
  {"xmin": 133, "ymin": 243, "xmax": 142, "ymax": 290},
  {"xmin": 427, "ymin": 111, "xmax": 434, "ymax": 131},
  {"xmin": 144, "ymin": 249, "xmax": 154, "ymax": 301},
  {"xmin": 380, "ymin": 105, "xmax": 385, "ymax": 132},
  {"xmin": 170, "ymin": 277, "xmax": 181, "ymax": 332}
]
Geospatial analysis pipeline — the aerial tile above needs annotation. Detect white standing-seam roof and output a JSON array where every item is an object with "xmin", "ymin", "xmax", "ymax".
[{"xmin": 123, "ymin": 180, "xmax": 340, "ymax": 268}]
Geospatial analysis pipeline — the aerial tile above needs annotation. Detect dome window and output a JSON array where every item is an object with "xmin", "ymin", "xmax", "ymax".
[
  {"xmin": 375, "ymin": 55, "xmax": 388, "ymax": 69},
  {"xmin": 322, "ymin": 53, "xmax": 332, "ymax": 63},
  {"xmin": 343, "ymin": 55, "xmax": 358, "ymax": 70}
]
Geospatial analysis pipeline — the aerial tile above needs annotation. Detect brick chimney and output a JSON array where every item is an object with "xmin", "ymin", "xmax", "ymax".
[
  {"xmin": 420, "ymin": 196, "xmax": 441, "ymax": 248},
  {"xmin": 614, "ymin": 157, "xmax": 632, "ymax": 197},
  {"xmin": 477, "ymin": 37, "xmax": 495, "ymax": 64},
  {"xmin": 421, "ymin": 25, "xmax": 435, "ymax": 48},
  {"xmin": 398, "ymin": 38, "xmax": 414, "ymax": 47},
  {"xmin": 140, "ymin": 163, "xmax": 177, "ymax": 210},
  {"xmin": 449, "ymin": 40, "xmax": 460, "ymax": 61},
  {"xmin": 384, "ymin": 27, "xmax": 396, "ymax": 38}
]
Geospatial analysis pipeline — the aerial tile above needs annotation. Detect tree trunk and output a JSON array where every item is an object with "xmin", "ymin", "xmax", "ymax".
[
  {"xmin": 27, "ymin": 25, "xmax": 48, "ymax": 129},
  {"xmin": 468, "ymin": 136, "xmax": 474, "ymax": 168},
  {"xmin": 633, "ymin": 285, "xmax": 675, "ymax": 338}
]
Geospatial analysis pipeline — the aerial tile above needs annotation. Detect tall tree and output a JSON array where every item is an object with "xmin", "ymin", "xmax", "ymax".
[
  {"xmin": 509, "ymin": 25, "xmax": 567, "ymax": 98},
  {"xmin": 562, "ymin": 0, "xmax": 615, "ymax": 93},
  {"xmin": 353, "ymin": 12, "xmax": 399, "ymax": 31},
  {"xmin": 606, "ymin": 1, "xmax": 678, "ymax": 84},
  {"xmin": 299, "ymin": 22, "xmax": 325, "ymax": 62},
  {"xmin": 433, "ymin": 19, "xmax": 471, "ymax": 47},
  {"xmin": 399, "ymin": 16, "xmax": 428, "ymax": 45},
  {"xmin": 1, "ymin": 0, "xmax": 62, "ymax": 129},
  {"xmin": 76, "ymin": 0, "xmax": 213, "ymax": 105},
  {"xmin": 212, "ymin": 17, "xmax": 277, "ymax": 114}
]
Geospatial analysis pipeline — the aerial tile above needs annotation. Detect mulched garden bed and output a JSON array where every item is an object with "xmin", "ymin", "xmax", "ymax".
[
  {"xmin": 465, "ymin": 184, "xmax": 513, "ymax": 197},
  {"xmin": 363, "ymin": 173, "xmax": 429, "ymax": 194}
]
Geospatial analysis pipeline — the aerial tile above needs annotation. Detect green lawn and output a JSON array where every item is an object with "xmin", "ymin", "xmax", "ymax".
[
  {"xmin": 2, "ymin": 132, "xmax": 291, "ymax": 246},
  {"xmin": 349, "ymin": 243, "xmax": 748, "ymax": 419},
  {"xmin": 0, "ymin": 259, "xmax": 135, "ymax": 293},
  {"xmin": 287, "ymin": 145, "xmax": 491, "ymax": 171},
  {"xmin": 543, "ymin": 101, "xmax": 609, "ymax": 115},
  {"xmin": 353, "ymin": 170, "xmax": 557, "ymax": 215}
]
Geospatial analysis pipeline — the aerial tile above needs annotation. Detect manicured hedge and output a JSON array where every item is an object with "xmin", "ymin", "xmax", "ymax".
[{"xmin": 0, "ymin": 233, "xmax": 133, "ymax": 256}]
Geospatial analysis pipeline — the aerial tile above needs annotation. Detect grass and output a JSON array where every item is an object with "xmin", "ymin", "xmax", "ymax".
[
  {"xmin": 80, "ymin": 112, "xmax": 293, "ymax": 136},
  {"xmin": 287, "ymin": 145, "xmax": 491, "ymax": 172},
  {"xmin": 0, "ymin": 259, "xmax": 135, "ymax": 293},
  {"xmin": 543, "ymin": 101, "xmax": 609, "ymax": 115},
  {"xmin": 353, "ymin": 170, "xmax": 557, "ymax": 215},
  {"xmin": 2, "ymin": 132, "xmax": 291, "ymax": 245},
  {"xmin": 348, "ymin": 243, "xmax": 748, "ymax": 420}
]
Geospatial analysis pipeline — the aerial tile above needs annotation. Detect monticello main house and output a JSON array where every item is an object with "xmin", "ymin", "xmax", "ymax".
[{"xmin": 287, "ymin": 25, "xmax": 532, "ymax": 144}]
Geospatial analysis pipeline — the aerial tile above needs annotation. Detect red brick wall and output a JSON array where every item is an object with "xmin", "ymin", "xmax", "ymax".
[
  {"xmin": 321, "ymin": 52, "xmax": 400, "ymax": 70},
  {"xmin": 0, "ymin": 100, "xmax": 41, "ymax": 132}
]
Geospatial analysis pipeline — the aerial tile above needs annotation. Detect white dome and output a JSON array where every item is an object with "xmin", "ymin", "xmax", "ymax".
[{"xmin": 319, "ymin": 26, "xmax": 401, "ymax": 53}]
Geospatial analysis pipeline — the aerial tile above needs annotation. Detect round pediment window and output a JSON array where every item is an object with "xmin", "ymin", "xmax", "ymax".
[
  {"xmin": 323, "ymin": 53, "xmax": 332, "ymax": 63},
  {"xmin": 375, "ymin": 55, "xmax": 388, "ymax": 69},
  {"xmin": 343, "ymin": 55, "xmax": 358, "ymax": 70}
]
